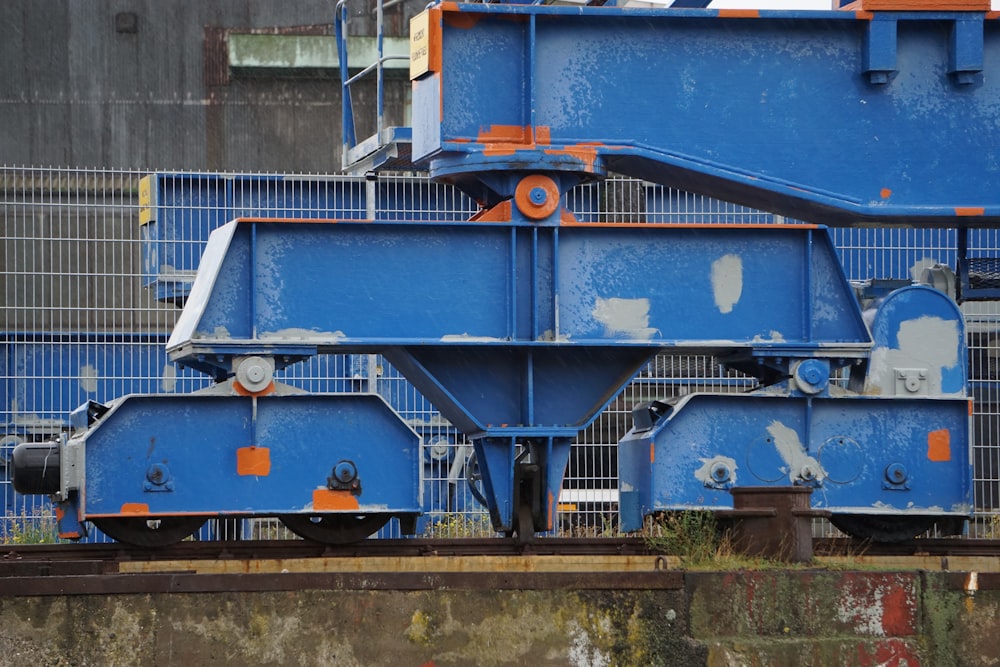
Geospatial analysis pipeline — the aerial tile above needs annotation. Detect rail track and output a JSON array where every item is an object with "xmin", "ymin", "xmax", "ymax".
[{"xmin": 3, "ymin": 536, "xmax": 1000, "ymax": 597}]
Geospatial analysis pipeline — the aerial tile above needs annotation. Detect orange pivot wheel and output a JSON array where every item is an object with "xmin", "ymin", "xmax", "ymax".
[{"xmin": 514, "ymin": 175, "xmax": 560, "ymax": 220}]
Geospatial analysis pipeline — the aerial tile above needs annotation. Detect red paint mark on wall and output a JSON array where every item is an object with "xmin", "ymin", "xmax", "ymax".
[
  {"xmin": 927, "ymin": 429, "xmax": 951, "ymax": 462},
  {"xmin": 880, "ymin": 585, "xmax": 916, "ymax": 635},
  {"xmin": 880, "ymin": 188, "xmax": 892, "ymax": 199}
]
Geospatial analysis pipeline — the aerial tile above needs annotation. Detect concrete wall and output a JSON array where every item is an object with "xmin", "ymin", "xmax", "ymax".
[
  {"xmin": 0, "ymin": 571, "xmax": 996, "ymax": 666},
  {"xmin": 1, "ymin": 0, "xmax": 415, "ymax": 172}
]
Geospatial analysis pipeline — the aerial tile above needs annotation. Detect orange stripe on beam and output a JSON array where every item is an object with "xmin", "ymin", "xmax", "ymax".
[
  {"xmin": 313, "ymin": 489, "xmax": 361, "ymax": 511},
  {"xmin": 717, "ymin": 9, "xmax": 760, "ymax": 17},
  {"xmin": 120, "ymin": 503, "xmax": 151, "ymax": 514},
  {"xmin": 956, "ymin": 207, "xmax": 985, "ymax": 216}
]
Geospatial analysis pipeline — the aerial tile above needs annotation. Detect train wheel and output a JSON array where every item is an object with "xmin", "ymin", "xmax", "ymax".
[
  {"xmin": 91, "ymin": 517, "xmax": 206, "ymax": 547},
  {"xmin": 829, "ymin": 514, "xmax": 935, "ymax": 543},
  {"xmin": 278, "ymin": 513, "xmax": 390, "ymax": 544}
]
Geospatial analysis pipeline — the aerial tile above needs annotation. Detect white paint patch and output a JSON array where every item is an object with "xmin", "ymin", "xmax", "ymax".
[
  {"xmin": 79, "ymin": 364, "xmax": 98, "ymax": 394},
  {"xmin": 161, "ymin": 364, "xmax": 177, "ymax": 392},
  {"xmin": 566, "ymin": 620, "xmax": 612, "ymax": 667},
  {"xmin": 440, "ymin": 334, "xmax": 504, "ymax": 343},
  {"xmin": 540, "ymin": 330, "xmax": 572, "ymax": 342},
  {"xmin": 592, "ymin": 297, "xmax": 658, "ymax": 339},
  {"xmin": 259, "ymin": 328, "xmax": 346, "ymax": 342},
  {"xmin": 766, "ymin": 421, "xmax": 826, "ymax": 483},
  {"xmin": 835, "ymin": 581, "xmax": 915, "ymax": 637},
  {"xmin": 694, "ymin": 456, "xmax": 738, "ymax": 486},
  {"xmin": 710, "ymin": 254, "xmax": 743, "ymax": 314},
  {"xmin": 752, "ymin": 330, "xmax": 786, "ymax": 343},
  {"xmin": 909, "ymin": 257, "xmax": 940, "ymax": 281},
  {"xmin": 866, "ymin": 316, "xmax": 960, "ymax": 396}
]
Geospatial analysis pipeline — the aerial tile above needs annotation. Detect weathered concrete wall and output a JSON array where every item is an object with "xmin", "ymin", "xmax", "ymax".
[
  {"xmin": 1, "ymin": 571, "xmax": 998, "ymax": 666},
  {"xmin": 0, "ymin": 589, "xmax": 699, "ymax": 667},
  {"xmin": 1, "ymin": 0, "xmax": 414, "ymax": 172}
]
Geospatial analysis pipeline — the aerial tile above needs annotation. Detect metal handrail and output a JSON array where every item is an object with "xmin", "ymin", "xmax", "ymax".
[{"xmin": 336, "ymin": 0, "xmax": 408, "ymax": 170}]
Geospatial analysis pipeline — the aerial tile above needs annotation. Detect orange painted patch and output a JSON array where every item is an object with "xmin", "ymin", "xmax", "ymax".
[
  {"xmin": 233, "ymin": 380, "xmax": 276, "ymax": 397},
  {"xmin": 120, "ymin": 503, "xmax": 150, "ymax": 514},
  {"xmin": 237, "ymin": 446, "xmax": 271, "ymax": 476},
  {"xmin": 880, "ymin": 188, "xmax": 892, "ymax": 199},
  {"xmin": 928, "ymin": 429, "xmax": 951, "ymax": 462},
  {"xmin": 478, "ymin": 125, "xmax": 532, "ymax": 143},
  {"xmin": 475, "ymin": 125, "xmax": 554, "ymax": 155},
  {"xmin": 470, "ymin": 201, "xmax": 512, "ymax": 222},
  {"xmin": 560, "ymin": 208, "xmax": 578, "ymax": 224},
  {"xmin": 650, "ymin": 443, "xmax": 655, "ymax": 464},
  {"xmin": 515, "ymin": 174, "xmax": 560, "ymax": 220},
  {"xmin": 543, "ymin": 146, "xmax": 600, "ymax": 172},
  {"xmin": 313, "ymin": 489, "xmax": 361, "ymax": 511},
  {"xmin": 717, "ymin": 9, "xmax": 760, "ymax": 17},
  {"xmin": 442, "ymin": 9, "xmax": 480, "ymax": 29},
  {"xmin": 482, "ymin": 145, "xmax": 518, "ymax": 157},
  {"xmin": 955, "ymin": 207, "xmax": 986, "ymax": 217},
  {"xmin": 547, "ymin": 490, "xmax": 555, "ymax": 531}
]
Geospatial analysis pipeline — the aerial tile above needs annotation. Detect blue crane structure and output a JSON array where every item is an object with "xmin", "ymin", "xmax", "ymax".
[{"xmin": 10, "ymin": 0, "xmax": 998, "ymax": 545}]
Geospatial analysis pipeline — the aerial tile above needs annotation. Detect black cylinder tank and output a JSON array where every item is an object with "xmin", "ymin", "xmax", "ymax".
[{"xmin": 11, "ymin": 442, "xmax": 61, "ymax": 495}]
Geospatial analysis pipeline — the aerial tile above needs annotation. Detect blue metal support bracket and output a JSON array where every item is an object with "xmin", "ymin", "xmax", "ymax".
[{"xmin": 409, "ymin": 4, "xmax": 1000, "ymax": 226}]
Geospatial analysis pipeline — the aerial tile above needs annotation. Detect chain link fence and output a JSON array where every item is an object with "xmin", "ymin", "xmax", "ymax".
[{"xmin": 3, "ymin": 166, "xmax": 998, "ymax": 542}]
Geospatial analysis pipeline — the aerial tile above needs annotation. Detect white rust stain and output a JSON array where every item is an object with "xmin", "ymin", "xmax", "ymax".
[
  {"xmin": 694, "ymin": 456, "xmax": 738, "ymax": 486},
  {"xmin": 767, "ymin": 421, "xmax": 826, "ymax": 483},
  {"xmin": 259, "ymin": 328, "xmax": 346, "ymax": 342},
  {"xmin": 161, "ymin": 364, "xmax": 177, "ymax": 392},
  {"xmin": 710, "ymin": 254, "xmax": 743, "ymax": 314},
  {"xmin": 540, "ymin": 330, "xmax": 572, "ymax": 342},
  {"xmin": 866, "ymin": 316, "xmax": 960, "ymax": 396},
  {"xmin": 440, "ymin": 334, "xmax": 504, "ymax": 343},
  {"xmin": 79, "ymin": 364, "xmax": 98, "ymax": 394},
  {"xmin": 592, "ymin": 297, "xmax": 658, "ymax": 339},
  {"xmin": 752, "ymin": 330, "xmax": 786, "ymax": 343}
]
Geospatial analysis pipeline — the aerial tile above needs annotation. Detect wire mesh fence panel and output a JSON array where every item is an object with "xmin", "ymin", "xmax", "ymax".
[{"xmin": 3, "ymin": 167, "xmax": 1000, "ymax": 543}]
